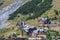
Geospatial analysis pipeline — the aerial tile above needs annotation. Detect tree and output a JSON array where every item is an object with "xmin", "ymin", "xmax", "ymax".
[
  {"xmin": 54, "ymin": 10, "xmax": 59, "ymax": 15},
  {"xmin": 51, "ymin": 16, "xmax": 57, "ymax": 20},
  {"xmin": 12, "ymin": 33, "xmax": 17, "ymax": 37}
]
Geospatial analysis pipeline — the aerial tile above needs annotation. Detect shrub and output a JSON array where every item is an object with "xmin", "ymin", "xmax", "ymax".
[
  {"xmin": 51, "ymin": 16, "xmax": 57, "ymax": 20},
  {"xmin": 54, "ymin": 10, "xmax": 59, "ymax": 15}
]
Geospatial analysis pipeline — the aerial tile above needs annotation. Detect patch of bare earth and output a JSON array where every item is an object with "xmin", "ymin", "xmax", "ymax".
[{"xmin": 52, "ymin": 0, "xmax": 60, "ymax": 10}]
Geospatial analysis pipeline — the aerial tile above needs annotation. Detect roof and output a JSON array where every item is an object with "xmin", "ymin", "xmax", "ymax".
[
  {"xmin": 22, "ymin": 27, "xmax": 29, "ymax": 32},
  {"xmin": 22, "ymin": 25, "xmax": 35, "ymax": 32},
  {"xmin": 41, "ymin": 17, "xmax": 48, "ymax": 21},
  {"xmin": 18, "ymin": 21, "xmax": 25, "ymax": 28},
  {"xmin": 39, "ymin": 27, "xmax": 44, "ymax": 32},
  {"xmin": 33, "ymin": 30, "xmax": 38, "ymax": 34},
  {"xmin": 39, "ymin": 28, "xmax": 44, "ymax": 32}
]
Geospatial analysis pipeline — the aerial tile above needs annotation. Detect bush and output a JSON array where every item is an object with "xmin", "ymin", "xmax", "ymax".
[
  {"xmin": 51, "ymin": 16, "xmax": 57, "ymax": 20},
  {"xmin": 54, "ymin": 10, "xmax": 59, "ymax": 15},
  {"xmin": 12, "ymin": 33, "xmax": 17, "ymax": 37}
]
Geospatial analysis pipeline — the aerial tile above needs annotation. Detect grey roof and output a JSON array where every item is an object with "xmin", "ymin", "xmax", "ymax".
[
  {"xmin": 41, "ymin": 17, "xmax": 48, "ymax": 21},
  {"xmin": 22, "ymin": 25, "xmax": 35, "ymax": 32},
  {"xmin": 33, "ymin": 30, "xmax": 38, "ymax": 34}
]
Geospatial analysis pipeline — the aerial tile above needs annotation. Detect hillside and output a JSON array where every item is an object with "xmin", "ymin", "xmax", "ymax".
[
  {"xmin": 0, "ymin": 0, "xmax": 60, "ymax": 38},
  {"xmin": 8, "ymin": 0, "xmax": 60, "ymax": 26}
]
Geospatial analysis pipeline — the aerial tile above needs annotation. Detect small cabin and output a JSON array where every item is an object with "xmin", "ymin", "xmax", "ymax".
[{"xmin": 38, "ymin": 17, "xmax": 51, "ymax": 24}]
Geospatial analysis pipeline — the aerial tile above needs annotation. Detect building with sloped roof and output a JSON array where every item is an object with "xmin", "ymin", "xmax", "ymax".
[{"xmin": 38, "ymin": 17, "xmax": 51, "ymax": 24}]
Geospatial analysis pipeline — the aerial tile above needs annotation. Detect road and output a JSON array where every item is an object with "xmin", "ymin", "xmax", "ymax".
[{"xmin": 0, "ymin": 0, "xmax": 29, "ymax": 28}]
